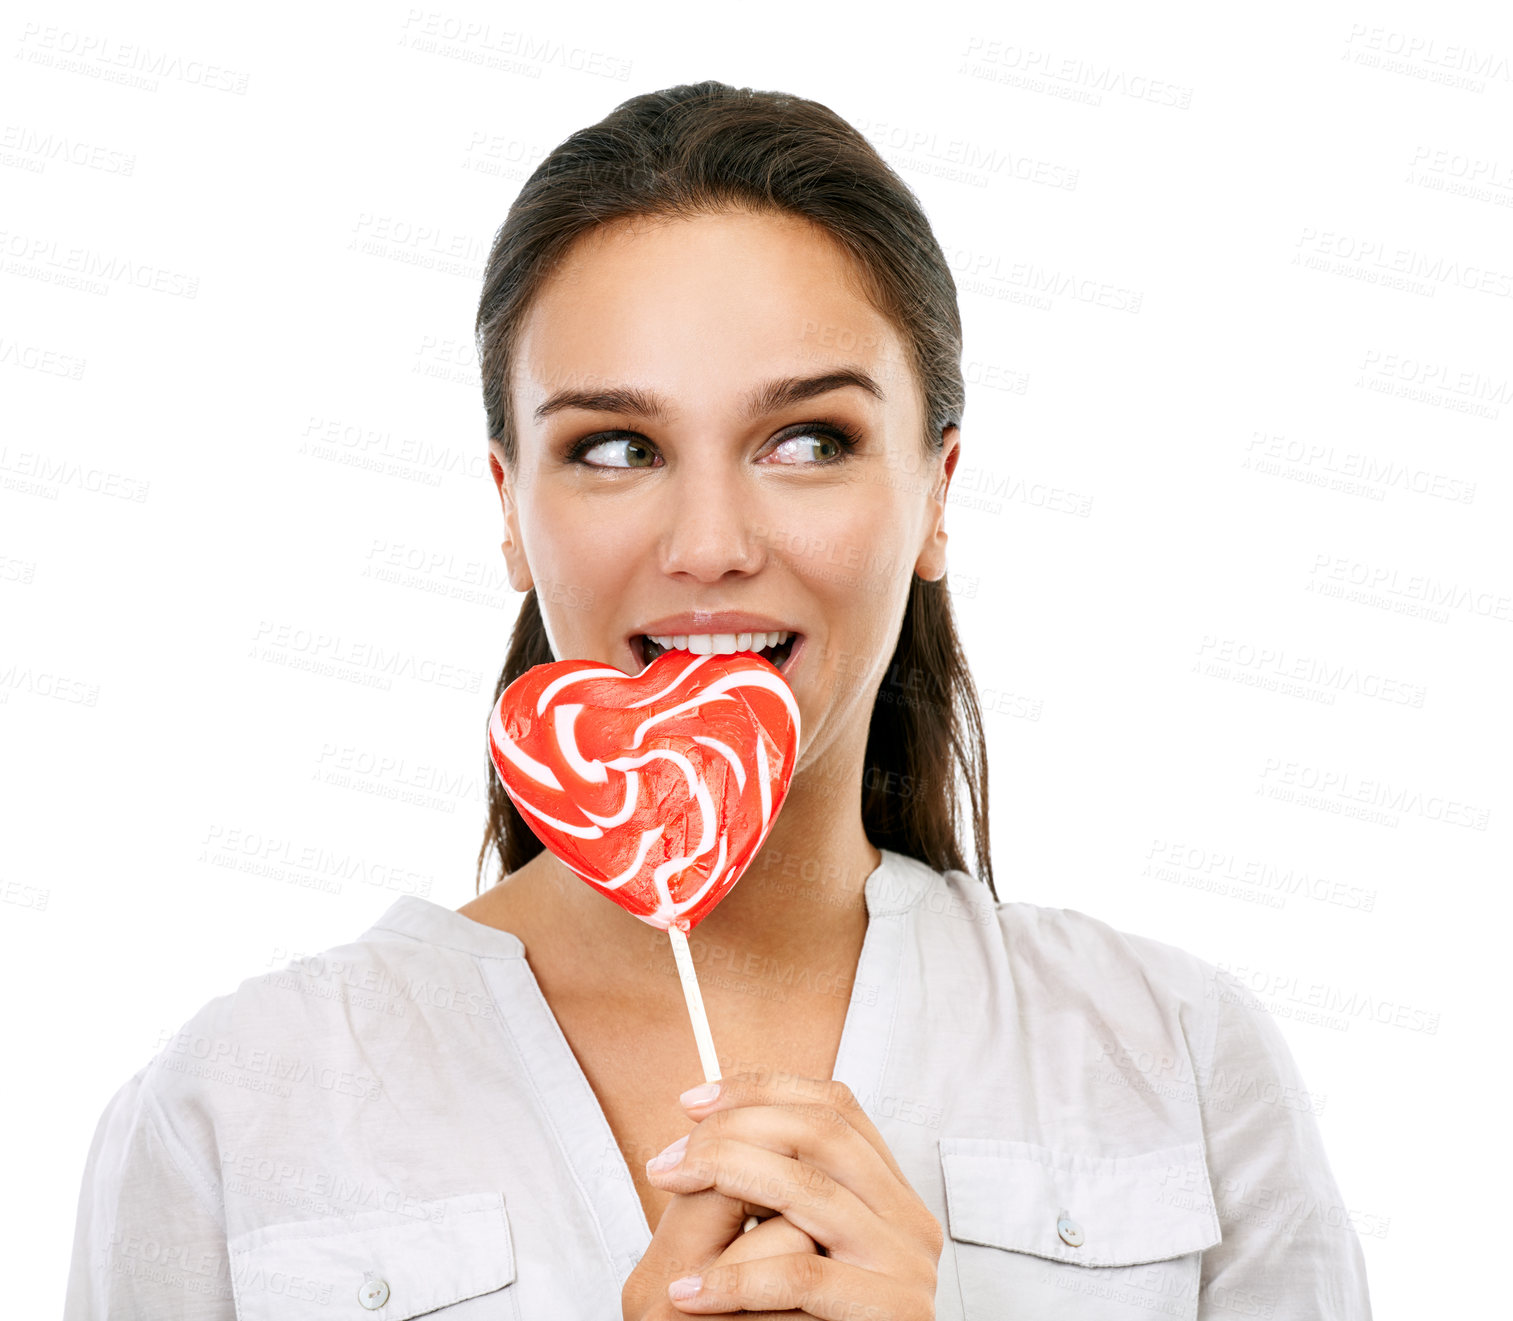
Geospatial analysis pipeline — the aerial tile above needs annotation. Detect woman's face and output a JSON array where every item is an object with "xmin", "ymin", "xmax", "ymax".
[{"xmin": 489, "ymin": 208, "xmax": 959, "ymax": 777}]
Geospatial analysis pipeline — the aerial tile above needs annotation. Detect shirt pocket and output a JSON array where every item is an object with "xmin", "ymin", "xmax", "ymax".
[
  {"xmin": 228, "ymin": 1190, "xmax": 518, "ymax": 1320},
  {"xmin": 939, "ymin": 1137, "xmax": 1222, "ymax": 1320}
]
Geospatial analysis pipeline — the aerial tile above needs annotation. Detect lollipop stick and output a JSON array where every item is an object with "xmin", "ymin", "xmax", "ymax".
[
  {"xmin": 666, "ymin": 923, "xmax": 721, "ymax": 1082},
  {"xmin": 666, "ymin": 923, "xmax": 762, "ymax": 1235}
]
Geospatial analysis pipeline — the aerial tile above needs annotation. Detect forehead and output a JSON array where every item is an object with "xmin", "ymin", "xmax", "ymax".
[{"xmin": 512, "ymin": 210, "xmax": 906, "ymax": 417}]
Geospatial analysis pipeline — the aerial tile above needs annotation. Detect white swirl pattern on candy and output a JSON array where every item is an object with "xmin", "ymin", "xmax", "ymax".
[{"xmin": 487, "ymin": 653, "xmax": 800, "ymax": 929}]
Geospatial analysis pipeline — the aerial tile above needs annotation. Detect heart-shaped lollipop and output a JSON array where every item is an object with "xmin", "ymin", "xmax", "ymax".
[{"xmin": 486, "ymin": 647, "xmax": 801, "ymax": 934}]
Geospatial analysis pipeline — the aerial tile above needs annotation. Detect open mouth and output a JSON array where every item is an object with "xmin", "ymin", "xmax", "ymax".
[{"xmin": 632, "ymin": 633, "xmax": 801, "ymax": 676}]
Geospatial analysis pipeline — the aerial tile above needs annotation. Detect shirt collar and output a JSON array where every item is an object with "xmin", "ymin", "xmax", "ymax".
[{"xmin": 361, "ymin": 846, "xmax": 937, "ymax": 958}]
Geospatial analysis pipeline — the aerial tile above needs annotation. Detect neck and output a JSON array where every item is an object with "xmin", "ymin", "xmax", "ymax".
[{"xmin": 502, "ymin": 764, "xmax": 881, "ymax": 1001}]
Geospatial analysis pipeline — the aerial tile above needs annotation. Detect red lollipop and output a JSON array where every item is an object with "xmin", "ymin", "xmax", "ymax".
[
  {"xmin": 486, "ymin": 647, "xmax": 800, "ymax": 1088},
  {"xmin": 487, "ymin": 647, "xmax": 800, "ymax": 932}
]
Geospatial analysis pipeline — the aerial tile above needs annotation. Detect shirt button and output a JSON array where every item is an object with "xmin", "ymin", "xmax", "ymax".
[
  {"xmin": 357, "ymin": 1276, "xmax": 390, "ymax": 1309},
  {"xmin": 1057, "ymin": 1216, "xmax": 1085, "ymax": 1247}
]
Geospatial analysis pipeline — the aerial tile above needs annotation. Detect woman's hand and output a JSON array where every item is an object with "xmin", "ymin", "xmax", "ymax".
[
  {"xmin": 622, "ymin": 1185, "xmax": 821, "ymax": 1320},
  {"xmin": 643, "ymin": 1069, "xmax": 943, "ymax": 1318}
]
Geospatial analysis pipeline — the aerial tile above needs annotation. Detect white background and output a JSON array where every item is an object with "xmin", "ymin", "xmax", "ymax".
[{"xmin": 4, "ymin": 0, "xmax": 1508, "ymax": 1313}]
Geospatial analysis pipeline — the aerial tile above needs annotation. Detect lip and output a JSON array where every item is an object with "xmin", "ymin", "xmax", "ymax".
[{"xmin": 628, "ymin": 612, "xmax": 802, "ymax": 639}]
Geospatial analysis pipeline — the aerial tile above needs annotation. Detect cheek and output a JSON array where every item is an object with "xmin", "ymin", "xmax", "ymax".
[
  {"xmin": 777, "ymin": 507, "xmax": 893, "ymax": 587},
  {"xmin": 522, "ymin": 499, "xmax": 644, "ymax": 580}
]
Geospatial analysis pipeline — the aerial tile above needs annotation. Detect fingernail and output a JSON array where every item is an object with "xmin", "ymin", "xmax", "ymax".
[
  {"xmin": 646, "ymin": 1133, "xmax": 689, "ymax": 1173},
  {"xmin": 668, "ymin": 1276, "xmax": 702, "ymax": 1300},
  {"xmin": 679, "ymin": 1081, "xmax": 720, "ymax": 1107}
]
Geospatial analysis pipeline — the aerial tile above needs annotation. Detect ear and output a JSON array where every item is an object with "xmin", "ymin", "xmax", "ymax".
[
  {"xmin": 913, "ymin": 426, "xmax": 960, "ymax": 583},
  {"xmin": 489, "ymin": 440, "xmax": 535, "ymax": 595}
]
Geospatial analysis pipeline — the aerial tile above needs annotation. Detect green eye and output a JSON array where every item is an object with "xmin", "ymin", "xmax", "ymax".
[
  {"xmin": 565, "ymin": 419, "xmax": 863, "ymax": 470},
  {"xmin": 771, "ymin": 431, "xmax": 843, "ymax": 464},
  {"xmin": 575, "ymin": 436, "xmax": 658, "ymax": 468}
]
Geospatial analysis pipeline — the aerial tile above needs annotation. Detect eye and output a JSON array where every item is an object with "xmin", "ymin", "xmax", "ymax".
[
  {"xmin": 568, "ymin": 434, "xmax": 661, "ymax": 469},
  {"xmin": 762, "ymin": 424, "xmax": 860, "ymax": 466},
  {"xmin": 564, "ymin": 420, "xmax": 863, "ymax": 471}
]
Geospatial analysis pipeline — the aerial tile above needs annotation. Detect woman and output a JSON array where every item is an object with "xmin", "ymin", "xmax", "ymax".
[{"xmin": 65, "ymin": 81, "xmax": 1373, "ymax": 1319}]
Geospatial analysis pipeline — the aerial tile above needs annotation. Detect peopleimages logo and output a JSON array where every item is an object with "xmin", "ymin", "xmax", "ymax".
[{"xmin": 1212, "ymin": 964, "xmax": 1440, "ymax": 1036}]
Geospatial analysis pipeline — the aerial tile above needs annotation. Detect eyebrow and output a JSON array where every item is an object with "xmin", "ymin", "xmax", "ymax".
[{"xmin": 531, "ymin": 367, "xmax": 886, "ymax": 425}]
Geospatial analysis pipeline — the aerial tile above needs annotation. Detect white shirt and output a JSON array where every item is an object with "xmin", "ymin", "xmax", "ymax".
[{"xmin": 64, "ymin": 847, "xmax": 1373, "ymax": 1318}]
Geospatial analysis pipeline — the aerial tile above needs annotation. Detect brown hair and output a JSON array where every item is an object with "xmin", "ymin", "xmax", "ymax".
[{"xmin": 472, "ymin": 79, "xmax": 995, "ymax": 900}]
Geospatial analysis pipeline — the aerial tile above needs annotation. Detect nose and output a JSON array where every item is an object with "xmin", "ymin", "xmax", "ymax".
[{"xmin": 654, "ymin": 462, "xmax": 767, "ymax": 583}]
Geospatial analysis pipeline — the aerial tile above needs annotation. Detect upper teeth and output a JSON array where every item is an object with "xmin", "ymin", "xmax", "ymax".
[{"xmin": 646, "ymin": 631, "xmax": 792, "ymax": 655}]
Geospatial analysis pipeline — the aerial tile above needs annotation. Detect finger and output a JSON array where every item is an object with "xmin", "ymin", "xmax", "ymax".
[
  {"xmin": 667, "ymin": 1252, "xmax": 897, "ymax": 1319},
  {"xmin": 681, "ymin": 1101, "xmax": 915, "ymax": 1222},
  {"xmin": 682, "ymin": 1071, "xmax": 909, "ymax": 1186},
  {"xmin": 636, "ymin": 1186, "xmax": 764, "ymax": 1286},
  {"xmin": 648, "ymin": 1133, "xmax": 904, "ymax": 1267},
  {"xmin": 710, "ymin": 1212, "xmax": 819, "ymax": 1268}
]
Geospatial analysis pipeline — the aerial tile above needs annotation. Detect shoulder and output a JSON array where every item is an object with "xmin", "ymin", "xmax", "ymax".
[
  {"xmin": 135, "ymin": 919, "xmax": 491, "ymax": 1125},
  {"xmin": 994, "ymin": 889, "xmax": 1220, "ymax": 1005},
  {"xmin": 913, "ymin": 860, "xmax": 1232, "ymax": 1071},
  {"xmin": 936, "ymin": 867, "xmax": 1313, "ymax": 1094},
  {"xmin": 91, "ymin": 920, "xmax": 496, "ymax": 1204},
  {"xmin": 923, "ymin": 858, "xmax": 1222, "ymax": 1010}
]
